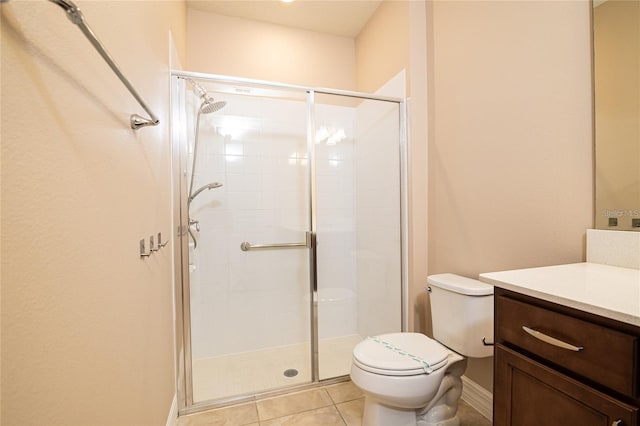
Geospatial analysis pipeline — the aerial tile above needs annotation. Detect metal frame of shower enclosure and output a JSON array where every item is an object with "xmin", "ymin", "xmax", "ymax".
[{"xmin": 170, "ymin": 70, "xmax": 409, "ymax": 415}]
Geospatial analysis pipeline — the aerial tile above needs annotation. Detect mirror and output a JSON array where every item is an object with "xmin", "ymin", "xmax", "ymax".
[{"xmin": 593, "ymin": 0, "xmax": 640, "ymax": 231}]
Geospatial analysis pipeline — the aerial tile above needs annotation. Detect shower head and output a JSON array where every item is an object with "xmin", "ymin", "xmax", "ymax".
[
  {"xmin": 200, "ymin": 100, "xmax": 227, "ymax": 114},
  {"xmin": 187, "ymin": 78, "xmax": 226, "ymax": 114}
]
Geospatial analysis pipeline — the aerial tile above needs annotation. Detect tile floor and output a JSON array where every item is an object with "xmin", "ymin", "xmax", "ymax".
[{"xmin": 178, "ymin": 381, "xmax": 492, "ymax": 426}]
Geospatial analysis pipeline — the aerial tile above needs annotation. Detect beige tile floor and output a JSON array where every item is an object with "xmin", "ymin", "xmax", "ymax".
[{"xmin": 178, "ymin": 381, "xmax": 492, "ymax": 426}]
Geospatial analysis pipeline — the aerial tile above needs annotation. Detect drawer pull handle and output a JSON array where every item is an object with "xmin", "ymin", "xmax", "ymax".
[
  {"xmin": 522, "ymin": 326, "xmax": 584, "ymax": 352},
  {"xmin": 612, "ymin": 420, "xmax": 623, "ymax": 426}
]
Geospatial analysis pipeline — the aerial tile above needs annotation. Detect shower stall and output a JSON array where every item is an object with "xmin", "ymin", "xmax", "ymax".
[{"xmin": 171, "ymin": 71, "xmax": 407, "ymax": 413}]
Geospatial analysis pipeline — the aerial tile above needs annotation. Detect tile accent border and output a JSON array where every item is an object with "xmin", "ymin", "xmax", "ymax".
[{"xmin": 461, "ymin": 375, "xmax": 493, "ymax": 422}]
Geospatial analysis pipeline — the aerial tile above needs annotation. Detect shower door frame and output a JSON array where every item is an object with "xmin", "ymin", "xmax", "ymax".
[{"xmin": 170, "ymin": 70, "xmax": 409, "ymax": 415}]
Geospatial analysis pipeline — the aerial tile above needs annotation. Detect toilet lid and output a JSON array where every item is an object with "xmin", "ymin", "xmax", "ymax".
[{"xmin": 353, "ymin": 333, "xmax": 449, "ymax": 376}]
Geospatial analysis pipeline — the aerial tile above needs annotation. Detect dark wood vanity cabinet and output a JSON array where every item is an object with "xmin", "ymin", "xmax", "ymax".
[{"xmin": 494, "ymin": 287, "xmax": 640, "ymax": 426}]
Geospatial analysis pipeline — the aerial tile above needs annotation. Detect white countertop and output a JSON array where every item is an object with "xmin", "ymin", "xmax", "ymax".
[{"xmin": 479, "ymin": 262, "xmax": 640, "ymax": 327}]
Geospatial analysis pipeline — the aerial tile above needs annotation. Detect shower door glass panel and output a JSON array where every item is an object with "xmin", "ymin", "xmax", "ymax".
[
  {"xmin": 185, "ymin": 82, "xmax": 312, "ymax": 403},
  {"xmin": 314, "ymin": 93, "xmax": 403, "ymax": 380}
]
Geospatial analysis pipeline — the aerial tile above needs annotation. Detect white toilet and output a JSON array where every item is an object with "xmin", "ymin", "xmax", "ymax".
[{"xmin": 350, "ymin": 273, "xmax": 494, "ymax": 426}]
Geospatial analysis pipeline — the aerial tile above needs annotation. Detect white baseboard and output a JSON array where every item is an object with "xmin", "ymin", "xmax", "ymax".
[
  {"xmin": 461, "ymin": 375, "xmax": 493, "ymax": 422},
  {"xmin": 166, "ymin": 393, "xmax": 178, "ymax": 426}
]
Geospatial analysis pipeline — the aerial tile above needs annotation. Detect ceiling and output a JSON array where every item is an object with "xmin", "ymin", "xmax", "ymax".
[{"xmin": 186, "ymin": 0, "xmax": 382, "ymax": 38}]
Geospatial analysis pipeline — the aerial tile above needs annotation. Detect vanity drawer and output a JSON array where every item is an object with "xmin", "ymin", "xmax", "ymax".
[{"xmin": 496, "ymin": 295, "xmax": 638, "ymax": 397}]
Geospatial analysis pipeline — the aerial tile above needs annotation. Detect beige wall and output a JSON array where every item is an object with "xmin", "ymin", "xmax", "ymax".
[
  {"xmin": 355, "ymin": 1, "xmax": 410, "ymax": 94},
  {"xmin": 1, "ymin": 1, "xmax": 185, "ymax": 424},
  {"xmin": 594, "ymin": 0, "xmax": 640, "ymax": 230},
  {"xmin": 187, "ymin": 8, "xmax": 356, "ymax": 90},
  {"xmin": 426, "ymin": 0, "xmax": 593, "ymax": 390}
]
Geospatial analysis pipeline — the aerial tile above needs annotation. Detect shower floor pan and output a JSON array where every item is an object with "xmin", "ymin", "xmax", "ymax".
[{"xmin": 192, "ymin": 334, "xmax": 362, "ymax": 403}]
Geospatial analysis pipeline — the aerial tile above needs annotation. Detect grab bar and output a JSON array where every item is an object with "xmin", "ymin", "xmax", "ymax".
[
  {"xmin": 240, "ymin": 232, "xmax": 313, "ymax": 252},
  {"xmin": 48, "ymin": 0, "xmax": 160, "ymax": 129}
]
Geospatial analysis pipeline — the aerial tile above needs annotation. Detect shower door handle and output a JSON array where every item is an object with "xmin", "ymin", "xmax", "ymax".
[{"xmin": 240, "ymin": 232, "xmax": 314, "ymax": 252}]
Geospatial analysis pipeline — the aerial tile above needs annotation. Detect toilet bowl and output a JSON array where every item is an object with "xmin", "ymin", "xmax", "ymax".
[
  {"xmin": 350, "ymin": 274, "xmax": 493, "ymax": 426},
  {"xmin": 351, "ymin": 333, "xmax": 467, "ymax": 426}
]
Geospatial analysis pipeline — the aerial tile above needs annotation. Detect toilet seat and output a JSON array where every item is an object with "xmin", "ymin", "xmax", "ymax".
[{"xmin": 353, "ymin": 333, "xmax": 449, "ymax": 376}]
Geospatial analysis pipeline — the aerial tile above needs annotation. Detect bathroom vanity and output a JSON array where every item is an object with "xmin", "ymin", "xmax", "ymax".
[{"xmin": 480, "ymin": 263, "xmax": 640, "ymax": 426}]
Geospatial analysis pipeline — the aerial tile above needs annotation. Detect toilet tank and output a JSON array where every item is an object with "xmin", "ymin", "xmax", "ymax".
[{"xmin": 427, "ymin": 273, "xmax": 494, "ymax": 358}]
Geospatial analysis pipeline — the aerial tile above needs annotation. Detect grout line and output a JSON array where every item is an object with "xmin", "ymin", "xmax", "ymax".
[
  {"xmin": 250, "ymin": 402, "xmax": 260, "ymax": 426},
  {"xmin": 256, "ymin": 388, "xmax": 334, "ymax": 422},
  {"xmin": 260, "ymin": 403, "xmax": 343, "ymax": 425},
  {"xmin": 182, "ymin": 383, "xmax": 364, "ymax": 426},
  {"xmin": 334, "ymin": 401, "xmax": 349, "ymax": 426}
]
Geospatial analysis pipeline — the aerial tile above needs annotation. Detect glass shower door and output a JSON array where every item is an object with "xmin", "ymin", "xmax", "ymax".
[
  {"xmin": 174, "ymin": 74, "xmax": 406, "ymax": 410},
  {"xmin": 182, "ymin": 82, "xmax": 313, "ymax": 403},
  {"xmin": 313, "ymin": 92, "xmax": 403, "ymax": 380}
]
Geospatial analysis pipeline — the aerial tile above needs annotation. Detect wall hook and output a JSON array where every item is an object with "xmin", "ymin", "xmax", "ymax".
[{"xmin": 139, "ymin": 239, "xmax": 152, "ymax": 258}]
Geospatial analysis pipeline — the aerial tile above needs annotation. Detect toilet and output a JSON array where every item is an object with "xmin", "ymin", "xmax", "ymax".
[{"xmin": 350, "ymin": 273, "xmax": 493, "ymax": 426}]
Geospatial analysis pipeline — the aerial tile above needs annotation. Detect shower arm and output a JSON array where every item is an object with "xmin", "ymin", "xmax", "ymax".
[
  {"xmin": 48, "ymin": 0, "xmax": 160, "ymax": 129},
  {"xmin": 188, "ymin": 182, "xmax": 222, "ymax": 205}
]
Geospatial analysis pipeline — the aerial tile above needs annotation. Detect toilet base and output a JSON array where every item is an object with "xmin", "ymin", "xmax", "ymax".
[
  {"xmin": 362, "ymin": 397, "xmax": 461, "ymax": 426},
  {"xmin": 417, "ymin": 415, "xmax": 460, "ymax": 426},
  {"xmin": 416, "ymin": 355, "xmax": 466, "ymax": 426},
  {"xmin": 362, "ymin": 397, "xmax": 419, "ymax": 426}
]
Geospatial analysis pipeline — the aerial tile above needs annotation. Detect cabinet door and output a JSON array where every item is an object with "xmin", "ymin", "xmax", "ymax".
[{"xmin": 495, "ymin": 345, "xmax": 638, "ymax": 426}]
